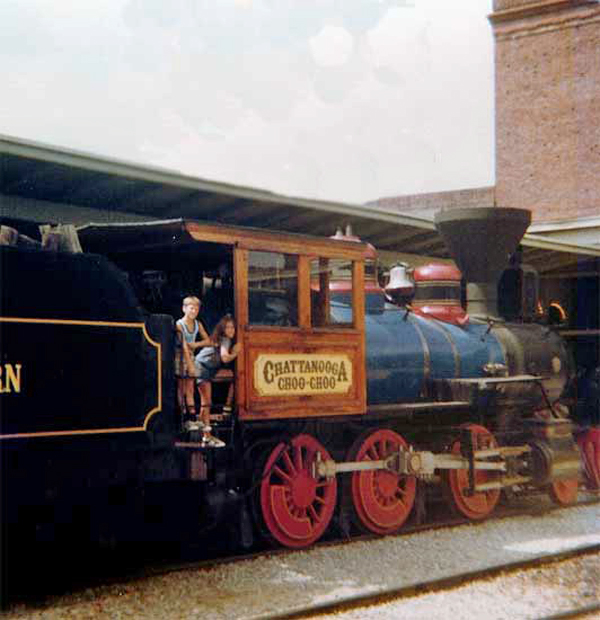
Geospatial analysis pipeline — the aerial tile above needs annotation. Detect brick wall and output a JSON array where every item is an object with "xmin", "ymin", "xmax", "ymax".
[
  {"xmin": 493, "ymin": 0, "xmax": 594, "ymax": 13},
  {"xmin": 491, "ymin": 0, "xmax": 600, "ymax": 222},
  {"xmin": 370, "ymin": 186, "xmax": 495, "ymax": 218}
]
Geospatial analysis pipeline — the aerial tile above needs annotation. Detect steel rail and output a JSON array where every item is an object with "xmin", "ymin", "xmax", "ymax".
[
  {"xmin": 538, "ymin": 603, "xmax": 600, "ymax": 620},
  {"xmin": 537, "ymin": 602, "xmax": 600, "ymax": 620},
  {"xmin": 248, "ymin": 544, "xmax": 600, "ymax": 620}
]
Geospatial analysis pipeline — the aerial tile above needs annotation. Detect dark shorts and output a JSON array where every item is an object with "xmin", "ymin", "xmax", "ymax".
[
  {"xmin": 175, "ymin": 349, "xmax": 200, "ymax": 378},
  {"xmin": 195, "ymin": 361, "xmax": 218, "ymax": 385}
]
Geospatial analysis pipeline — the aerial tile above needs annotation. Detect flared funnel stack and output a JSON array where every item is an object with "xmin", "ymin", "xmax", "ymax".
[{"xmin": 434, "ymin": 207, "xmax": 531, "ymax": 319}]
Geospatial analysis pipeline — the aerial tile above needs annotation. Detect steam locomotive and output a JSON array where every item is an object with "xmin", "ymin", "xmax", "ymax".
[{"xmin": 1, "ymin": 207, "xmax": 598, "ymax": 554}]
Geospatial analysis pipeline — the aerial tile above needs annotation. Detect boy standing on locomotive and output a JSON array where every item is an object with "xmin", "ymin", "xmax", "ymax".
[
  {"xmin": 194, "ymin": 314, "xmax": 242, "ymax": 447},
  {"xmin": 175, "ymin": 296, "xmax": 211, "ymax": 428}
]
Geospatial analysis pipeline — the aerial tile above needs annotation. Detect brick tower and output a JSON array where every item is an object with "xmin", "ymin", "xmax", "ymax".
[{"xmin": 489, "ymin": 1, "xmax": 600, "ymax": 222}]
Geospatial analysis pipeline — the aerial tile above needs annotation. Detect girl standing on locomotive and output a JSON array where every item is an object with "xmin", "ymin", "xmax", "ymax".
[
  {"xmin": 175, "ymin": 296, "xmax": 212, "ymax": 427},
  {"xmin": 195, "ymin": 314, "xmax": 242, "ymax": 447}
]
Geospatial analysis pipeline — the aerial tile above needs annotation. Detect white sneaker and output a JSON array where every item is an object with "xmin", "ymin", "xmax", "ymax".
[
  {"xmin": 201, "ymin": 434, "xmax": 226, "ymax": 448},
  {"xmin": 184, "ymin": 420, "xmax": 202, "ymax": 432}
]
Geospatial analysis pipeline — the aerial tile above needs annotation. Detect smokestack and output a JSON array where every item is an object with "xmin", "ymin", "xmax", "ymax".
[{"xmin": 434, "ymin": 207, "xmax": 531, "ymax": 319}]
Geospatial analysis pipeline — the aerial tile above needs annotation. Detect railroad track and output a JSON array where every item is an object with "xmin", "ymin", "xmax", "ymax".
[
  {"xmin": 120, "ymin": 492, "xmax": 600, "ymax": 585},
  {"xmin": 248, "ymin": 544, "xmax": 600, "ymax": 620},
  {"xmin": 3, "ymin": 496, "xmax": 598, "ymax": 619},
  {"xmin": 16, "ymin": 494, "xmax": 588, "ymax": 603},
  {"xmin": 5, "ymin": 493, "xmax": 599, "ymax": 603}
]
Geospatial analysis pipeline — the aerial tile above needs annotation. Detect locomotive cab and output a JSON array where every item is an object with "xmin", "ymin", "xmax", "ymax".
[{"xmin": 78, "ymin": 219, "xmax": 368, "ymax": 423}]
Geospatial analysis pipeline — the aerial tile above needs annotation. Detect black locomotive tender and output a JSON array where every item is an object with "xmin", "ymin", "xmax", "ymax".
[{"xmin": 0, "ymin": 208, "xmax": 597, "ymax": 552}]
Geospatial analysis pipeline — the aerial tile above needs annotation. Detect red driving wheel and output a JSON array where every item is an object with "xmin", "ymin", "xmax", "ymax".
[
  {"xmin": 348, "ymin": 429, "xmax": 416, "ymax": 535},
  {"xmin": 259, "ymin": 434, "xmax": 337, "ymax": 549},
  {"xmin": 578, "ymin": 427, "xmax": 600, "ymax": 491},
  {"xmin": 445, "ymin": 424, "xmax": 501, "ymax": 520},
  {"xmin": 549, "ymin": 478, "xmax": 579, "ymax": 506}
]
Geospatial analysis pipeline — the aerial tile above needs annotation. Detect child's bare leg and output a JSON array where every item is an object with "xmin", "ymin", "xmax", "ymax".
[
  {"xmin": 199, "ymin": 381, "xmax": 224, "ymax": 447},
  {"xmin": 184, "ymin": 378, "xmax": 196, "ymax": 416},
  {"xmin": 198, "ymin": 382, "xmax": 212, "ymax": 428},
  {"xmin": 224, "ymin": 383, "xmax": 234, "ymax": 409},
  {"xmin": 177, "ymin": 379, "xmax": 185, "ymax": 413}
]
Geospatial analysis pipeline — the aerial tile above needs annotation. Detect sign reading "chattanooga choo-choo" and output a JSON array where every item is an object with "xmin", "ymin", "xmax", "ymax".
[{"xmin": 254, "ymin": 353, "xmax": 353, "ymax": 397}]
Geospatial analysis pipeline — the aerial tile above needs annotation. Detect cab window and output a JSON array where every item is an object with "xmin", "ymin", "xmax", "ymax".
[
  {"xmin": 310, "ymin": 258, "xmax": 354, "ymax": 327},
  {"xmin": 248, "ymin": 251, "xmax": 298, "ymax": 327}
]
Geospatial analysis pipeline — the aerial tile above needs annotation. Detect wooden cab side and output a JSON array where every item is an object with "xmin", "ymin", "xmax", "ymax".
[
  {"xmin": 232, "ymin": 242, "xmax": 366, "ymax": 421},
  {"xmin": 232, "ymin": 245, "xmax": 366, "ymax": 421},
  {"xmin": 180, "ymin": 225, "xmax": 366, "ymax": 422}
]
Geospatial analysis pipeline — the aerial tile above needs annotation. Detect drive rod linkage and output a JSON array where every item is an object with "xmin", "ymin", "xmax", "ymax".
[{"xmin": 313, "ymin": 445, "xmax": 531, "ymax": 481}]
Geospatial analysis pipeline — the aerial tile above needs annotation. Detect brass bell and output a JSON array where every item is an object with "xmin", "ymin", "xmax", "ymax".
[{"xmin": 385, "ymin": 263, "xmax": 414, "ymax": 305}]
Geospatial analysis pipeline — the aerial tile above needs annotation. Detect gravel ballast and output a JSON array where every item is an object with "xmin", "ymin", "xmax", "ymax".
[
  {"xmin": 4, "ymin": 501, "xmax": 599, "ymax": 619},
  {"xmin": 304, "ymin": 553, "xmax": 600, "ymax": 620}
]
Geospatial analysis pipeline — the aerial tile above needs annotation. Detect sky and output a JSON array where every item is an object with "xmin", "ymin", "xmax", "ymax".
[{"xmin": 1, "ymin": 0, "xmax": 495, "ymax": 204}]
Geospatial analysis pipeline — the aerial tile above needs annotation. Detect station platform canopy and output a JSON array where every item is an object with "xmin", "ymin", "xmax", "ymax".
[{"xmin": 2, "ymin": 134, "xmax": 599, "ymax": 276}]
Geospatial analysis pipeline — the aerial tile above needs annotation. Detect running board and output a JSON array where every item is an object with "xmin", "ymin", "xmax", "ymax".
[{"xmin": 367, "ymin": 401, "xmax": 471, "ymax": 416}]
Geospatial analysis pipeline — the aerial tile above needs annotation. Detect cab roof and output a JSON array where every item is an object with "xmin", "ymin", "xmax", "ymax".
[{"xmin": 77, "ymin": 218, "xmax": 369, "ymax": 261}]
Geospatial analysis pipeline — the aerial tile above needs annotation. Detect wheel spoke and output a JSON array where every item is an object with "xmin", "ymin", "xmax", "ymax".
[
  {"xmin": 273, "ymin": 465, "xmax": 293, "ymax": 484},
  {"xmin": 395, "ymin": 485, "xmax": 407, "ymax": 498},
  {"xmin": 308, "ymin": 505, "xmax": 320, "ymax": 523},
  {"xmin": 270, "ymin": 483, "xmax": 287, "ymax": 493},
  {"xmin": 380, "ymin": 439, "xmax": 388, "ymax": 458},
  {"xmin": 294, "ymin": 445, "xmax": 304, "ymax": 472},
  {"xmin": 282, "ymin": 449, "xmax": 296, "ymax": 476}
]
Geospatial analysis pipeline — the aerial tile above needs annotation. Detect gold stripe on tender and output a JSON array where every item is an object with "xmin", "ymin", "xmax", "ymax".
[
  {"xmin": 0, "ymin": 317, "xmax": 163, "ymax": 439},
  {"xmin": 0, "ymin": 427, "xmax": 145, "ymax": 439}
]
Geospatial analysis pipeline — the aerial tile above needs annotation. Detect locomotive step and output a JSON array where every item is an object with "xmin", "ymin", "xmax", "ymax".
[{"xmin": 174, "ymin": 440, "xmax": 226, "ymax": 450}]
